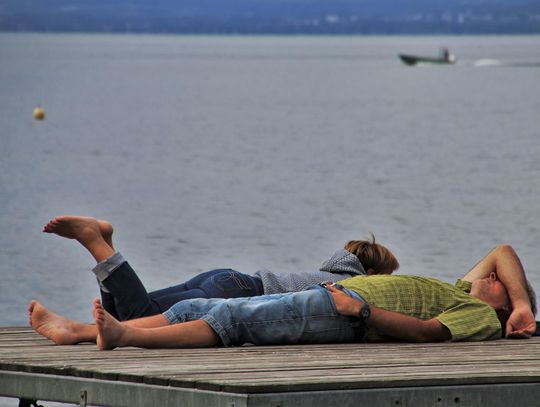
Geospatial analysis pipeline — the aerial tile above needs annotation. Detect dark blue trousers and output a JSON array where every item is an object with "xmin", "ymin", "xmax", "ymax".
[{"xmin": 100, "ymin": 262, "xmax": 264, "ymax": 321}]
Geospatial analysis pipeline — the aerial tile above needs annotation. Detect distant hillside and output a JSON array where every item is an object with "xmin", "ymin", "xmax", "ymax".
[{"xmin": 1, "ymin": 0, "xmax": 539, "ymax": 34}]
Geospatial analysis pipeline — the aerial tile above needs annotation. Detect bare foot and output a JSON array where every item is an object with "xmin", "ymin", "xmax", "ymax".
[
  {"xmin": 29, "ymin": 300, "xmax": 94, "ymax": 345},
  {"xmin": 98, "ymin": 219, "xmax": 114, "ymax": 249},
  {"xmin": 94, "ymin": 299, "xmax": 127, "ymax": 350},
  {"xmin": 43, "ymin": 215, "xmax": 113, "ymax": 245},
  {"xmin": 42, "ymin": 216, "xmax": 115, "ymax": 262}
]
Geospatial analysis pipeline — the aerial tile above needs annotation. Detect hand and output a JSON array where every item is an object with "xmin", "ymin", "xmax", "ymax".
[
  {"xmin": 505, "ymin": 307, "xmax": 536, "ymax": 339},
  {"xmin": 326, "ymin": 284, "xmax": 364, "ymax": 317}
]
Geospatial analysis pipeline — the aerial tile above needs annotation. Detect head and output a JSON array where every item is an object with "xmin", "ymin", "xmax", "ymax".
[
  {"xmin": 470, "ymin": 272, "xmax": 511, "ymax": 313},
  {"xmin": 471, "ymin": 272, "xmax": 537, "ymax": 334},
  {"xmin": 344, "ymin": 234, "xmax": 399, "ymax": 275}
]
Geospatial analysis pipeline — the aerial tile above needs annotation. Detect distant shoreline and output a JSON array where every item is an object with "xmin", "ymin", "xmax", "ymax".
[
  {"xmin": 2, "ymin": 0, "xmax": 539, "ymax": 36},
  {"xmin": 2, "ymin": 30, "xmax": 540, "ymax": 37}
]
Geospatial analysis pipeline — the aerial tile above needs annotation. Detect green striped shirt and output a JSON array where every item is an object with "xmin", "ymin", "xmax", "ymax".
[{"xmin": 338, "ymin": 275, "xmax": 502, "ymax": 342}]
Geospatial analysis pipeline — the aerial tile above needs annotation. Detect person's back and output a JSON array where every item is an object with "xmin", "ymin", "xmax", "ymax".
[
  {"xmin": 253, "ymin": 236, "xmax": 400, "ymax": 294},
  {"xmin": 255, "ymin": 249, "xmax": 367, "ymax": 294},
  {"xmin": 339, "ymin": 274, "xmax": 502, "ymax": 341}
]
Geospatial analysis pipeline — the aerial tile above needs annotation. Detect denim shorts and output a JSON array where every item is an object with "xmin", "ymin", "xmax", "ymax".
[{"xmin": 163, "ymin": 286, "xmax": 364, "ymax": 346}]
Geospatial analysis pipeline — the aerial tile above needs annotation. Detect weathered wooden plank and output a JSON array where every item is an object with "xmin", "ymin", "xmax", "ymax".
[
  {"xmin": 3, "ymin": 352, "xmax": 539, "ymax": 373},
  {"xmin": 2, "ymin": 338, "xmax": 538, "ymax": 356},
  {"xmin": 2, "ymin": 327, "xmax": 540, "ymax": 397}
]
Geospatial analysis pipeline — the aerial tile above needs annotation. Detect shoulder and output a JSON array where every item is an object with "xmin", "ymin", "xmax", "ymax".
[{"xmin": 436, "ymin": 298, "xmax": 502, "ymax": 341}]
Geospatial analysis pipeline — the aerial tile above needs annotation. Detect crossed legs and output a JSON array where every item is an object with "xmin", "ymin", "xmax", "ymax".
[
  {"xmin": 29, "ymin": 299, "xmax": 219, "ymax": 349},
  {"xmin": 94, "ymin": 299, "xmax": 219, "ymax": 349}
]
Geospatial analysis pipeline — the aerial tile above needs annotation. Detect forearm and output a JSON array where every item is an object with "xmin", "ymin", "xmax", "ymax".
[
  {"xmin": 328, "ymin": 286, "xmax": 451, "ymax": 342},
  {"xmin": 490, "ymin": 245, "xmax": 532, "ymax": 311},
  {"xmin": 367, "ymin": 306, "xmax": 451, "ymax": 342},
  {"xmin": 464, "ymin": 245, "xmax": 533, "ymax": 311}
]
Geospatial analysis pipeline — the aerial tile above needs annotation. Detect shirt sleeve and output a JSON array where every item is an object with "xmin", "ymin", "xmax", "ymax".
[{"xmin": 436, "ymin": 300, "xmax": 502, "ymax": 341}]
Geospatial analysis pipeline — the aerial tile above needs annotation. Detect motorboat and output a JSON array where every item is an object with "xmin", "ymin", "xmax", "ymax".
[{"xmin": 399, "ymin": 48, "xmax": 457, "ymax": 66}]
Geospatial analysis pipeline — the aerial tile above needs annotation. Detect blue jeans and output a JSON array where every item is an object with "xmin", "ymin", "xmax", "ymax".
[
  {"xmin": 163, "ymin": 286, "xmax": 364, "ymax": 346},
  {"xmin": 100, "ymin": 261, "xmax": 263, "ymax": 321}
]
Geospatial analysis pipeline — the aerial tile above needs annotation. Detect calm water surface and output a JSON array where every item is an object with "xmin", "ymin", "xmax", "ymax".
[{"xmin": 1, "ymin": 34, "xmax": 540, "ymax": 331}]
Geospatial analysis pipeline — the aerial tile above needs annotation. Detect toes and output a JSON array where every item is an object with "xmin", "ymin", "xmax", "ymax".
[{"xmin": 43, "ymin": 219, "xmax": 59, "ymax": 232}]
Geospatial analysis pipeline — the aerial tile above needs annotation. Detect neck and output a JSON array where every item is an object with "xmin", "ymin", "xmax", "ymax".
[{"xmin": 470, "ymin": 290, "xmax": 497, "ymax": 309}]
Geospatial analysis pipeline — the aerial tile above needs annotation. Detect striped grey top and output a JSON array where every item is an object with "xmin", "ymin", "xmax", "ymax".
[{"xmin": 254, "ymin": 249, "xmax": 366, "ymax": 294}]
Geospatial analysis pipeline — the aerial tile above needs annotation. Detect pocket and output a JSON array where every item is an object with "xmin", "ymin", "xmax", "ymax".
[
  {"xmin": 211, "ymin": 270, "xmax": 251, "ymax": 293},
  {"xmin": 292, "ymin": 288, "xmax": 339, "ymax": 318}
]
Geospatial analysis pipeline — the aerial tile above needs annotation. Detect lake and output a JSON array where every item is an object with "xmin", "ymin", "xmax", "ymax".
[{"xmin": 1, "ymin": 34, "xmax": 539, "ymax": 330}]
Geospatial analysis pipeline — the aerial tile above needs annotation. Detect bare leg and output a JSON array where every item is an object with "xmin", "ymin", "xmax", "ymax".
[
  {"xmin": 94, "ymin": 299, "xmax": 220, "ymax": 350},
  {"xmin": 29, "ymin": 299, "xmax": 172, "ymax": 345},
  {"xmin": 29, "ymin": 300, "xmax": 97, "ymax": 344},
  {"xmin": 43, "ymin": 216, "xmax": 115, "ymax": 263}
]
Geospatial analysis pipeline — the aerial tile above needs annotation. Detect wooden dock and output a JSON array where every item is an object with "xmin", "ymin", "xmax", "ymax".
[{"xmin": 1, "ymin": 327, "xmax": 540, "ymax": 407}]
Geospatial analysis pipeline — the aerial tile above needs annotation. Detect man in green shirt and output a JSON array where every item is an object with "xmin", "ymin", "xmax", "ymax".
[
  {"xmin": 30, "ymin": 244, "xmax": 536, "ymax": 348},
  {"xmin": 331, "ymin": 244, "xmax": 536, "ymax": 343},
  {"xmin": 336, "ymin": 276, "xmax": 502, "ymax": 342}
]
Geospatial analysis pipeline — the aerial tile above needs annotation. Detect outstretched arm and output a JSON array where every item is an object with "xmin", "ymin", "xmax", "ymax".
[
  {"xmin": 327, "ymin": 286, "xmax": 451, "ymax": 342},
  {"xmin": 367, "ymin": 306, "xmax": 450, "ymax": 342},
  {"xmin": 462, "ymin": 244, "xmax": 536, "ymax": 337}
]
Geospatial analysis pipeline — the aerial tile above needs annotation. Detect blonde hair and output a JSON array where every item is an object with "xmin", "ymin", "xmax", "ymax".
[{"xmin": 344, "ymin": 234, "xmax": 399, "ymax": 275}]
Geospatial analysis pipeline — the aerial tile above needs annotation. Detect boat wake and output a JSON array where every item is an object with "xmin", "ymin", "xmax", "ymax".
[
  {"xmin": 474, "ymin": 59, "xmax": 540, "ymax": 68},
  {"xmin": 474, "ymin": 59, "xmax": 502, "ymax": 67}
]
